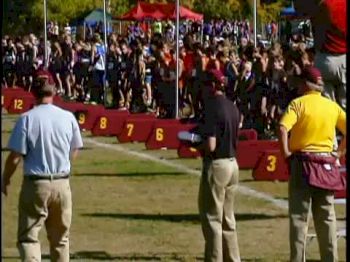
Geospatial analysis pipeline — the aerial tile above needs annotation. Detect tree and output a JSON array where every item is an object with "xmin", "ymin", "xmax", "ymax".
[
  {"xmin": 3, "ymin": 0, "xmax": 104, "ymax": 35},
  {"xmin": 2, "ymin": 0, "xmax": 286, "ymax": 35},
  {"xmin": 109, "ymin": 0, "xmax": 131, "ymax": 17},
  {"xmin": 258, "ymin": 1, "xmax": 285, "ymax": 24},
  {"xmin": 193, "ymin": 0, "xmax": 251, "ymax": 20}
]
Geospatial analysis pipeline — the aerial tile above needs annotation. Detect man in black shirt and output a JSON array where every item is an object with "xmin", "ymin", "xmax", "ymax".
[{"xmin": 198, "ymin": 69, "xmax": 241, "ymax": 262}]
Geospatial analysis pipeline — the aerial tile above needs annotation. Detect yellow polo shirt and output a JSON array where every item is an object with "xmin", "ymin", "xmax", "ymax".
[{"xmin": 279, "ymin": 91, "xmax": 346, "ymax": 152}]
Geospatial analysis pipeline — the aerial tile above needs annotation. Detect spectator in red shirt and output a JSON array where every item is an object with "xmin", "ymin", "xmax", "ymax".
[{"xmin": 295, "ymin": 0, "xmax": 346, "ymax": 110}]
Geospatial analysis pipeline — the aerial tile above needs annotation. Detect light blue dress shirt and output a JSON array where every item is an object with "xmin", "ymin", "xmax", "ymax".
[{"xmin": 8, "ymin": 104, "xmax": 83, "ymax": 176}]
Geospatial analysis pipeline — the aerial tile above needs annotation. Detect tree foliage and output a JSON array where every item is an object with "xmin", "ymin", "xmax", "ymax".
[
  {"xmin": 2, "ymin": 0, "xmax": 286, "ymax": 35},
  {"xmin": 193, "ymin": 0, "xmax": 251, "ymax": 20},
  {"xmin": 258, "ymin": 1, "xmax": 285, "ymax": 24}
]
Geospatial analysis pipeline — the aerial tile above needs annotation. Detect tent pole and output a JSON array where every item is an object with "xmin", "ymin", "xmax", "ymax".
[
  {"xmin": 200, "ymin": 20, "xmax": 203, "ymax": 44},
  {"xmin": 103, "ymin": 0, "xmax": 108, "ymax": 107},
  {"xmin": 254, "ymin": 0, "xmax": 257, "ymax": 47},
  {"xmin": 175, "ymin": 0, "xmax": 180, "ymax": 119},
  {"xmin": 83, "ymin": 22, "xmax": 86, "ymax": 41},
  {"xmin": 43, "ymin": 0, "xmax": 48, "ymax": 69}
]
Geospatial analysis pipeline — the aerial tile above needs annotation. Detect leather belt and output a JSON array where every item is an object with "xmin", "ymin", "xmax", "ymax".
[
  {"xmin": 295, "ymin": 152, "xmax": 332, "ymax": 156},
  {"xmin": 24, "ymin": 175, "xmax": 69, "ymax": 181}
]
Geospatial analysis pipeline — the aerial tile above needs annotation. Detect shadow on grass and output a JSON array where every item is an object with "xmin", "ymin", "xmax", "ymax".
[
  {"xmin": 80, "ymin": 146, "xmax": 93, "ymax": 151},
  {"xmin": 71, "ymin": 251, "xmax": 165, "ymax": 260},
  {"xmin": 2, "ymin": 252, "xmax": 177, "ymax": 261},
  {"xmin": 74, "ymin": 171, "xmax": 186, "ymax": 177},
  {"xmin": 239, "ymin": 178, "xmax": 255, "ymax": 183},
  {"xmin": 276, "ymin": 197, "xmax": 289, "ymax": 201},
  {"xmin": 0, "ymin": 254, "xmax": 332, "ymax": 262},
  {"xmin": 82, "ymin": 212, "xmax": 287, "ymax": 223}
]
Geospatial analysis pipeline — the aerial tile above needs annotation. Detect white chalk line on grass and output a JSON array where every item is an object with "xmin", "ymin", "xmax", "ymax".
[{"xmin": 84, "ymin": 137, "xmax": 289, "ymax": 210}]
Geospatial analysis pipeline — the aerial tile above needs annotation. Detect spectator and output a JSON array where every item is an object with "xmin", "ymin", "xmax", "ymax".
[
  {"xmin": 14, "ymin": 42, "xmax": 27, "ymax": 88},
  {"xmin": 3, "ymin": 18, "xmax": 325, "ymax": 138},
  {"xmin": 153, "ymin": 20, "xmax": 162, "ymax": 35},
  {"xmin": 3, "ymin": 37, "xmax": 16, "ymax": 88},
  {"xmin": 236, "ymin": 61, "xmax": 255, "ymax": 128},
  {"xmin": 61, "ymin": 35, "xmax": 74, "ymax": 98},
  {"xmin": 49, "ymin": 40, "xmax": 64, "ymax": 94},
  {"xmin": 53, "ymin": 21, "xmax": 59, "ymax": 37},
  {"xmin": 64, "ymin": 22, "xmax": 71, "ymax": 35},
  {"xmin": 271, "ymin": 21, "xmax": 278, "ymax": 42},
  {"xmin": 129, "ymin": 48, "xmax": 146, "ymax": 113},
  {"xmin": 74, "ymin": 40, "xmax": 92, "ymax": 101},
  {"xmin": 90, "ymin": 33, "xmax": 106, "ymax": 104},
  {"xmin": 294, "ymin": 0, "xmax": 346, "ymax": 110}
]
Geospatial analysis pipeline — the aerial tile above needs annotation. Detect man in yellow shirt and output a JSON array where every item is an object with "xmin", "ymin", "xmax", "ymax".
[{"xmin": 278, "ymin": 66, "xmax": 346, "ymax": 262}]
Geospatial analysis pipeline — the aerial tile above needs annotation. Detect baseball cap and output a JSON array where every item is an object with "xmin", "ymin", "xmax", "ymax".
[{"xmin": 300, "ymin": 66, "xmax": 322, "ymax": 84}]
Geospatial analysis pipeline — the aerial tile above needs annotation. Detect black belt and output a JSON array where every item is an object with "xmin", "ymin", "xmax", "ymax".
[{"xmin": 24, "ymin": 175, "xmax": 69, "ymax": 181}]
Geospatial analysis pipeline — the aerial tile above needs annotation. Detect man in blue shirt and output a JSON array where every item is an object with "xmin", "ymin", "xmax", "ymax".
[{"xmin": 2, "ymin": 77, "xmax": 83, "ymax": 262}]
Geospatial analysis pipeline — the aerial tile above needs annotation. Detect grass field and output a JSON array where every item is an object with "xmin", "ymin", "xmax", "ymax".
[{"xmin": 1, "ymin": 114, "xmax": 346, "ymax": 261}]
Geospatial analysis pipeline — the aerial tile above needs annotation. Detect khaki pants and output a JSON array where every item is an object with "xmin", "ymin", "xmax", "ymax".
[
  {"xmin": 315, "ymin": 52, "xmax": 346, "ymax": 110},
  {"xmin": 198, "ymin": 157, "xmax": 240, "ymax": 262},
  {"xmin": 315, "ymin": 52, "xmax": 346, "ymax": 151},
  {"xmin": 289, "ymin": 157, "xmax": 338, "ymax": 262},
  {"xmin": 17, "ymin": 177, "xmax": 72, "ymax": 262}
]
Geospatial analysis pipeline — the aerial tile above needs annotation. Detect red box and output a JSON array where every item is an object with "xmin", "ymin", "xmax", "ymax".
[
  {"xmin": 237, "ymin": 140, "xmax": 280, "ymax": 169},
  {"xmin": 146, "ymin": 120, "xmax": 195, "ymax": 150},
  {"xmin": 2, "ymin": 87, "xmax": 27, "ymax": 110},
  {"xmin": 252, "ymin": 150, "xmax": 289, "ymax": 181},
  {"xmin": 74, "ymin": 104, "xmax": 105, "ymax": 130},
  {"xmin": 118, "ymin": 117, "xmax": 157, "ymax": 143},
  {"xmin": 91, "ymin": 110, "xmax": 130, "ymax": 136},
  {"xmin": 177, "ymin": 143, "xmax": 202, "ymax": 158},
  {"xmin": 7, "ymin": 94, "xmax": 35, "ymax": 114}
]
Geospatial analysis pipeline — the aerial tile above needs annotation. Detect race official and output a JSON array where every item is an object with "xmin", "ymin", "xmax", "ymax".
[
  {"xmin": 2, "ymin": 78, "xmax": 83, "ymax": 262},
  {"xmin": 278, "ymin": 66, "xmax": 346, "ymax": 262},
  {"xmin": 198, "ymin": 69, "xmax": 241, "ymax": 262}
]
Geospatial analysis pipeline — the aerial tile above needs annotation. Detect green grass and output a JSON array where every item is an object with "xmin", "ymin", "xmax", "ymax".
[{"xmin": 1, "ymin": 114, "xmax": 346, "ymax": 261}]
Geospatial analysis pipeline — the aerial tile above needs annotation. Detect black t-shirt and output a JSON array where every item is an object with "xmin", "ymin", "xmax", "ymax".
[
  {"xmin": 4, "ymin": 46, "xmax": 16, "ymax": 64},
  {"xmin": 106, "ymin": 53, "xmax": 119, "ymax": 81},
  {"xmin": 61, "ymin": 43, "xmax": 73, "ymax": 63},
  {"xmin": 202, "ymin": 94, "xmax": 240, "ymax": 159}
]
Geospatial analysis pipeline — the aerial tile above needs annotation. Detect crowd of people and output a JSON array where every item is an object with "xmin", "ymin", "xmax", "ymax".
[
  {"xmin": 2, "ymin": 18, "xmax": 313, "ymax": 137},
  {"xmin": 1, "ymin": 0, "xmax": 347, "ymax": 260}
]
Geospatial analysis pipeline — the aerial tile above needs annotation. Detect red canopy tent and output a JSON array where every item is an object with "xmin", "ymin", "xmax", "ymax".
[{"xmin": 120, "ymin": 2, "xmax": 203, "ymax": 21}]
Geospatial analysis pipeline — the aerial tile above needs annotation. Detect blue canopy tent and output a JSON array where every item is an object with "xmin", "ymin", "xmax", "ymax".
[
  {"xmin": 281, "ymin": 6, "xmax": 296, "ymax": 16},
  {"xmin": 280, "ymin": 6, "xmax": 309, "ymax": 19},
  {"xmin": 71, "ymin": 9, "xmax": 113, "ymax": 38},
  {"xmin": 279, "ymin": 5, "xmax": 311, "ymax": 43}
]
